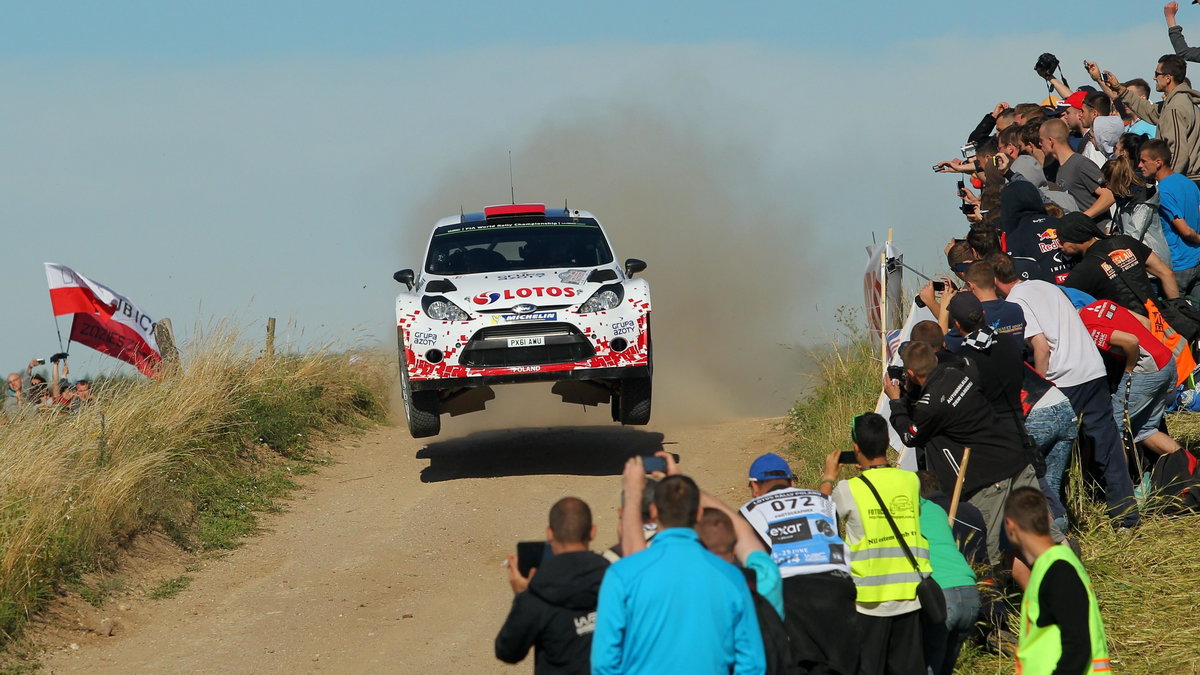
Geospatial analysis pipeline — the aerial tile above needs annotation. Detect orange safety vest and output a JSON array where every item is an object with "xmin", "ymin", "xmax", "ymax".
[{"xmin": 1144, "ymin": 298, "xmax": 1196, "ymax": 386}]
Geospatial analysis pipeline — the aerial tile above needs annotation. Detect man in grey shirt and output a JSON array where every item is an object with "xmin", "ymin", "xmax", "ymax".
[{"xmin": 1040, "ymin": 118, "xmax": 1113, "ymax": 224}]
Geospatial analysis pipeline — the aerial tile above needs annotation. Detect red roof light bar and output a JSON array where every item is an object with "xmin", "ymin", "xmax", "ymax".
[{"xmin": 483, "ymin": 203, "xmax": 546, "ymax": 218}]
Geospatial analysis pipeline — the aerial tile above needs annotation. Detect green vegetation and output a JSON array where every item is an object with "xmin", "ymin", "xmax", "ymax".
[
  {"xmin": 0, "ymin": 333, "xmax": 391, "ymax": 646},
  {"xmin": 146, "ymin": 575, "xmax": 193, "ymax": 601},
  {"xmin": 786, "ymin": 330, "xmax": 1200, "ymax": 674}
]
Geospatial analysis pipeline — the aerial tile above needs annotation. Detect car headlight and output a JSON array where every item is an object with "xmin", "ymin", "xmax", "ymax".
[
  {"xmin": 579, "ymin": 284, "xmax": 624, "ymax": 313},
  {"xmin": 423, "ymin": 296, "xmax": 471, "ymax": 321}
]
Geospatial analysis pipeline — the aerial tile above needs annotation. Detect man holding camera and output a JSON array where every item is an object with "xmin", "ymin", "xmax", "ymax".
[
  {"xmin": 818, "ymin": 413, "xmax": 930, "ymax": 675},
  {"xmin": 496, "ymin": 497, "xmax": 609, "ymax": 675},
  {"xmin": 1106, "ymin": 54, "xmax": 1200, "ymax": 185},
  {"xmin": 884, "ymin": 341, "xmax": 1035, "ymax": 568}
]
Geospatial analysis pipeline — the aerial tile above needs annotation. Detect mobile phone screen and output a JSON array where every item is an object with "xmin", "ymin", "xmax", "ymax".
[
  {"xmin": 642, "ymin": 455, "xmax": 668, "ymax": 474},
  {"xmin": 516, "ymin": 541, "xmax": 551, "ymax": 577}
]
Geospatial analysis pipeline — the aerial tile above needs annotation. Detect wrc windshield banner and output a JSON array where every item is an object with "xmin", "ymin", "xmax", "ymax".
[{"xmin": 44, "ymin": 263, "xmax": 162, "ymax": 377}]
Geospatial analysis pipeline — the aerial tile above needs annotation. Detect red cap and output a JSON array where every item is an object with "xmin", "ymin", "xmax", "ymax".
[{"xmin": 1059, "ymin": 91, "xmax": 1087, "ymax": 110}]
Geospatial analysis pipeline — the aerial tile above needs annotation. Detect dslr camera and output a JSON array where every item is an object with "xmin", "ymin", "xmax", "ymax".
[
  {"xmin": 1034, "ymin": 53, "xmax": 1060, "ymax": 80},
  {"xmin": 49, "ymin": 352, "xmax": 69, "ymax": 364}
]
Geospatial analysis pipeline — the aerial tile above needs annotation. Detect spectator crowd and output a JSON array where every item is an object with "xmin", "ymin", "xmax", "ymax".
[
  {"xmin": 2, "ymin": 354, "xmax": 94, "ymax": 419},
  {"xmin": 486, "ymin": 5, "xmax": 1200, "ymax": 673}
]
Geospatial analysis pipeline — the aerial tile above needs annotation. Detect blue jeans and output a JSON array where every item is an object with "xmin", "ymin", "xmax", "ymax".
[
  {"xmin": 922, "ymin": 584, "xmax": 982, "ymax": 675},
  {"xmin": 1113, "ymin": 356, "xmax": 1176, "ymax": 443},
  {"xmin": 1025, "ymin": 398, "xmax": 1076, "ymax": 525}
]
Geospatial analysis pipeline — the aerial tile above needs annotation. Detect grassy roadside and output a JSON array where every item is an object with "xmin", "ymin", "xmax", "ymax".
[
  {"xmin": 0, "ymin": 332, "xmax": 391, "ymax": 651},
  {"xmin": 785, "ymin": 331, "xmax": 1200, "ymax": 674}
]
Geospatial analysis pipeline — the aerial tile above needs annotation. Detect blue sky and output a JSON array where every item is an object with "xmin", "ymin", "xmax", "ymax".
[
  {"xmin": 1, "ymin": 1, "xmax": 1160, "ymax": 61},
  {"xmin": 0, "ymin": 1, "xmax": 1183, "ymax": 413}
]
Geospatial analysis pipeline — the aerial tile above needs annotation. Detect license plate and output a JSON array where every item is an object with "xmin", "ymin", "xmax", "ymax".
[{"xmin": 507, "ymin": 336, "xmax": 545, "ymax": 348}]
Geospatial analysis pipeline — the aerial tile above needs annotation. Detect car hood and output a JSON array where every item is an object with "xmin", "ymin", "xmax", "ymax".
[{"xmin": 426, "ymin": 268, "xmax": 607, "ymax": 312}]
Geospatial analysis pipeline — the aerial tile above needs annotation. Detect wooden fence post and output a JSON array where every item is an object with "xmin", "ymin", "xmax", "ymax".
[
  {"xmin": 265, "ymin": 317, "xmax": 276, "ymax": 360},
  {"xmin": 154, "ymin": 318, "xmax": 180, "ymax": 375}
]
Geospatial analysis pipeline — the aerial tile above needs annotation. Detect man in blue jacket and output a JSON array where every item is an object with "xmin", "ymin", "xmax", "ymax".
[{"xmin": 591, "ymin": 474, "xmax": 766, "ymax": 674}]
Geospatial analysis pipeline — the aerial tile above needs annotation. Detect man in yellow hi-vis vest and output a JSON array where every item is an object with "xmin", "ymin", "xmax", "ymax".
[
  {"xmin": 820, "ymin": 412, "xmax": 930, "ymax": 675},
  {"xmin": 1004, "ymin": 487, "xmax": 1110, "ymax": 674}
]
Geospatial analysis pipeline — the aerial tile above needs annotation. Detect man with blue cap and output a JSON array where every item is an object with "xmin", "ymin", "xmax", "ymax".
[{"xmin": 739, "ymin": 452, "xmax": 858, "ymax": 674}]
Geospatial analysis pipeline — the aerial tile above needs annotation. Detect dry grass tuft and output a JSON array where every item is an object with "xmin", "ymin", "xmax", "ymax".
[{"xmin": 0, "ymin": 329, "xmax": 391, "ymax": 642}]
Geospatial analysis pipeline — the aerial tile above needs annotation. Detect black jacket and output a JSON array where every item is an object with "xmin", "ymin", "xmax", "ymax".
[
  {"xmin": 1000, "ymin": 181, "xmax": 1074, "ymax": 284},
  {"xmin": 495, "ymin": 551, "xmax": 609, "ymax": 675},
  {"xmin": 889, "ymin": 364, "xmax": 1029, "ymax": 496}
]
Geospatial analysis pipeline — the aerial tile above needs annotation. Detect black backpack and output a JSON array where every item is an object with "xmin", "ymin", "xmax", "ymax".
[
  {"xmin": 1150, "ymin": 448, "xmax": 1200, "ymax": 514},
  {"xmin": 741, "ymin": 567, "xmax": 800, "ymax": 675},
  {"xmin": 750, "ymin": 590, "xmax": 801, "ymax": 675}
]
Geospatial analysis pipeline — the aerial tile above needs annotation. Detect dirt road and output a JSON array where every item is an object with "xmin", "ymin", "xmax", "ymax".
[{"xmin": 35, "ymin": 390, "xmax": 795, "ymax": 674}]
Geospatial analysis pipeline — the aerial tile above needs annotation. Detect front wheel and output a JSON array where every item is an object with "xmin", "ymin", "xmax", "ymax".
[
  {"xmin": 618, "ymin": 376, "xmax": 652, "ymax": 425},
  {"xmin": 399, "ymin": 333, "xmax": 440, "ymax": 438}
]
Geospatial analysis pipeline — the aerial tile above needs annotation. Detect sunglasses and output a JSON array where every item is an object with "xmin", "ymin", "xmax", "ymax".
[{"xmin": 850, "ymin": 412, "xmax": 870, "ymax": 443}]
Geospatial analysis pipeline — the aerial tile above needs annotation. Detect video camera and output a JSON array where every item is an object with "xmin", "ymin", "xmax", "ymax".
[
  {"xmin": 49, "ymin": 352, "xmax": 69, "ymax": 364},
  {"xmin": 1034, "ymin": 53, "xmax": 1060, "ymax": 80}
]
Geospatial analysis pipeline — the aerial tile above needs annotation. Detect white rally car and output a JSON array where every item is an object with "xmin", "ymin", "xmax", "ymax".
[{"xmin": 393, "ymin": 203, "xmax": 652, "ymax": 438}]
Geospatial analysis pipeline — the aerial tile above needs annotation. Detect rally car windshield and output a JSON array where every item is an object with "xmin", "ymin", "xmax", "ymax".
[{"xmin": 425, "ymin": 220, "xmax": 614, "ymax": 275}]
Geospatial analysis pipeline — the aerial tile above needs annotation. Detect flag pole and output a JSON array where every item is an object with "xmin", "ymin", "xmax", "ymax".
[
  {"xmin": 53, "ymin": 315, "xmax": 65, "ymax": 354},
  {"xmin": 880, "ymin": 228, "xmax": 893, "ymax": 371}
]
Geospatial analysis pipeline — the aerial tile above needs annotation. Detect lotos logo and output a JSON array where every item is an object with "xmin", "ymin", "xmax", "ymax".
[
  {"xmin": 1037, "ymin": 228, "xmax": 1057, "ymax": 241},
  {"xmin": 472, "ymin": 287, "xmax": 579, "ymax": 305}
]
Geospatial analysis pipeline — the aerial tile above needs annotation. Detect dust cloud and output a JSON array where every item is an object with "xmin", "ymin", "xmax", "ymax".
[{"xmin": 403, "ymin": 106, "xmax": 820, "ymax": 430}]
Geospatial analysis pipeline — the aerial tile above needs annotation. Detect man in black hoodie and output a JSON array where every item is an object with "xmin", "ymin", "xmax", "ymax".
[
  {"xmin": 999, "ymin": 181, "xmax": 1075, "ymax": 284},
  {"xmin": 496, "ymin": 497, "xmax": 609, "ymax": 674}
]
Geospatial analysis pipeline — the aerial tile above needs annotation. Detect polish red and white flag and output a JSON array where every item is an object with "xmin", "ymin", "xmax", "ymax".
[{"xmin": 44, "ymin": 262, "xmax": 162, "ymax": 377}]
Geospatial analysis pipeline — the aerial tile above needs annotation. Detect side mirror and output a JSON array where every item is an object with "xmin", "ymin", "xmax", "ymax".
[
  {"xmin": 393, "ymin": 269, "xmax": 415, "ymax": 290},
  {"xmin": 624, "ymin": 258, "xmax": 647, "ymax": 278}
]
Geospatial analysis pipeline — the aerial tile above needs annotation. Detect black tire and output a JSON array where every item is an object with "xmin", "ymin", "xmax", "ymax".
[
  {"xmin": 398, "ymin": 333, "xmax": 441, "ymax": 438},
  {"xmin": 618, "ymin": 376, "xmax": 652, "ymax": 425}
]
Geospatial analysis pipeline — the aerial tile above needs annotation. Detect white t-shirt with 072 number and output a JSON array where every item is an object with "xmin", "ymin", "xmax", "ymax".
[{"xmin": 739, "ymin": 487, "xmax": 850, "ymax": 579}]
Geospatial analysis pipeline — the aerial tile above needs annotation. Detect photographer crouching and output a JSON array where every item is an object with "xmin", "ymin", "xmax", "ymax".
[{"xmin": 884, "ymin": 342, "xmax": 1037, "ymax": 570}]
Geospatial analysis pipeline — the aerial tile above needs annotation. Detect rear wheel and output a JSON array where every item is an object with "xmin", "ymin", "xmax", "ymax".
[
  {"xmin": 398, "ymin": 333, "xmax": 441, "ymax": 438},
  {"xmin": 618, "ymin": 376, "xmax": 652, "ymax": 425}
]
